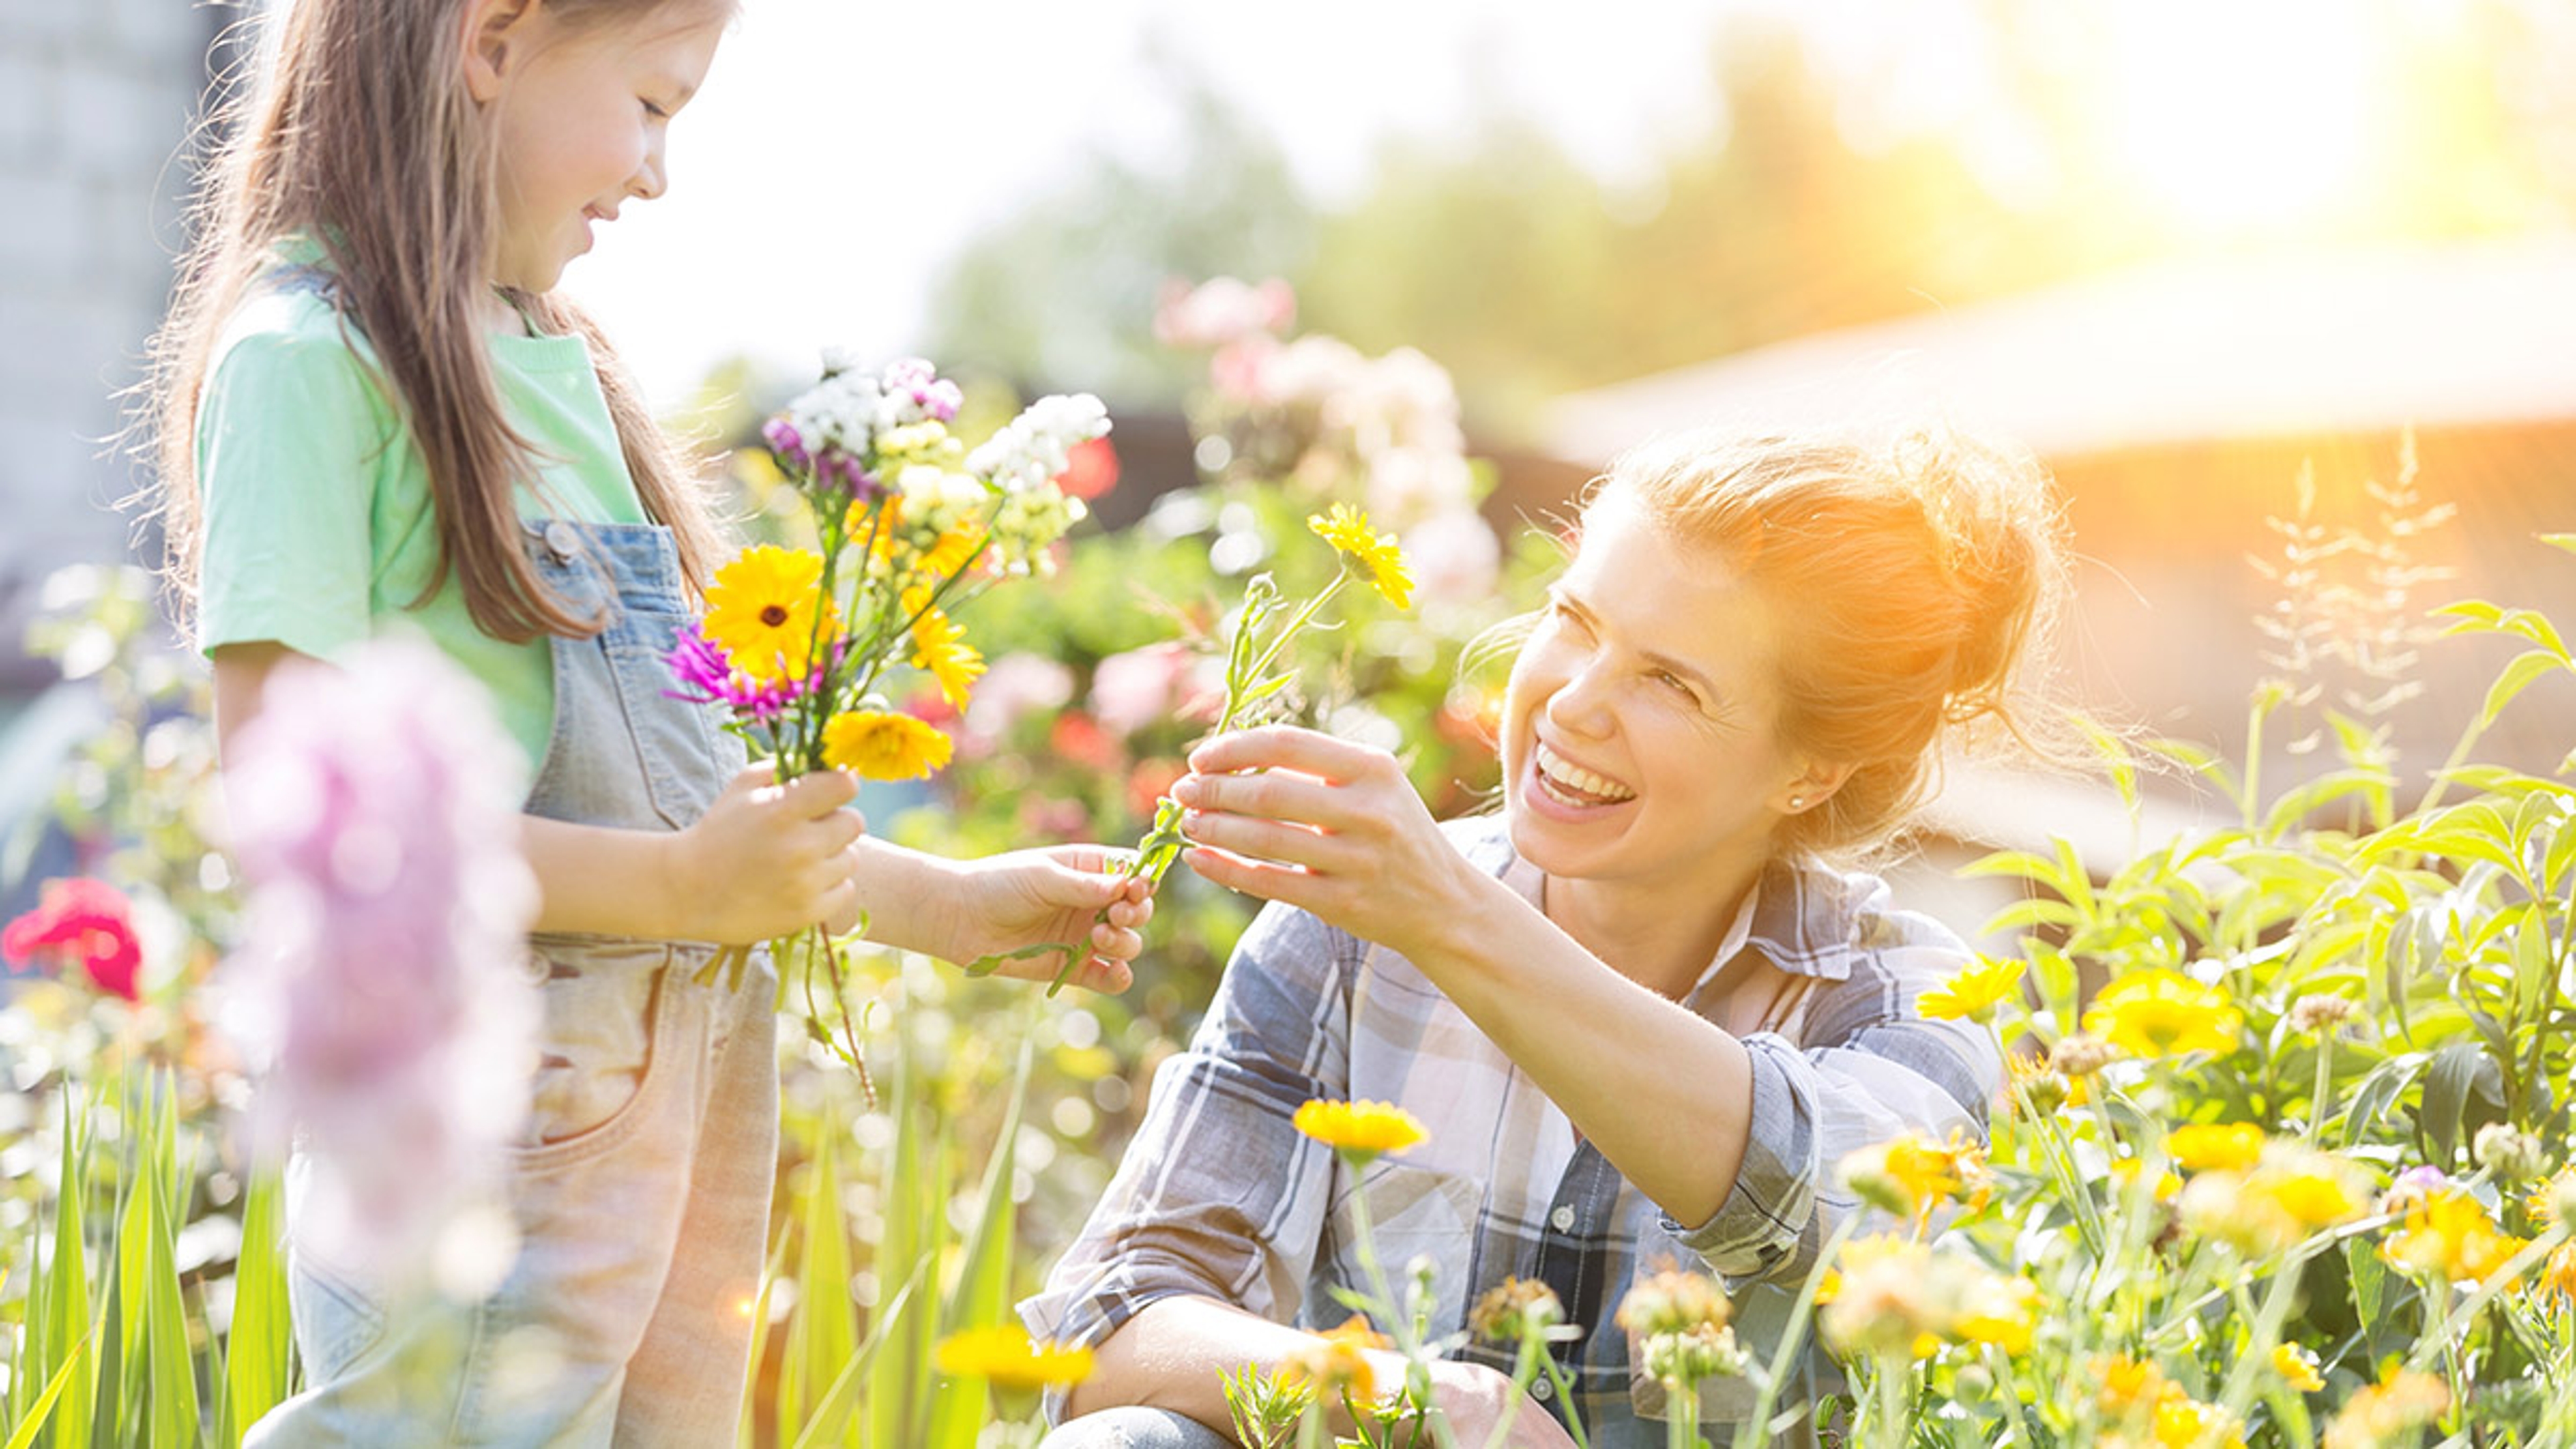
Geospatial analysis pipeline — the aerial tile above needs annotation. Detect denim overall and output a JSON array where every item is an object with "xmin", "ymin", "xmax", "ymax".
[{"xmin": 249, "ymin": 521, "xmax": 777, "ymax": 1448}]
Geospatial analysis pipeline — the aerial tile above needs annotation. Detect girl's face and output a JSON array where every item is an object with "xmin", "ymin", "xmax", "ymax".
[
  {"xmin": 475, "ymin": 2, "xmax": 727, "ymax": 294},
  {"xmin": 1501, "ymin": 489, "xmax": 1821, "ymax": 896}
]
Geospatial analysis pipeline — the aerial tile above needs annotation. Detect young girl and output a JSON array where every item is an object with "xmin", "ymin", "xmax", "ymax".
[
  {"xmin": 142, "ymin": 0, "xmax": 1150, "ymax": 1441},
  {"xmin": 1026, "ymin": 430, "xmax": 2064, "ymax": 1448}
]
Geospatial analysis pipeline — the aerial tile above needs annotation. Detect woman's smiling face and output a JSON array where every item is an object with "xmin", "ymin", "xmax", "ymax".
[{"xmin": 1501, "ymin": 488, "xmax": 1819, "ymax": 892}]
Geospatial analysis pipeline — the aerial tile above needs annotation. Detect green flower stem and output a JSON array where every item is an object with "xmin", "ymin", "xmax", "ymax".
[
  {"xmin": 2307, "ymin": 1030, "xmax": 2337, "ymax": 1144},
  {"xmin": 1341, "ymin": 1148, "xmax": 1460, "ymax": 1449},
  {"xmin": 1017, "ymin": 569, "xmax": 1357, "ymax": 996},
  {"xmin": 1665, "ymin": 1374, "xmax": 1701, "ymax": 1449},
  {"xmin": 1866, "ymin": 1354, "xmax": 1907, "ymax": 1449},
  {"xmin": 2217, "ymin": 1238, "xmax": 2317, "ymax": 1425},
  {"xmin": 2406, "ymin": 1222, "xmax": 2573, "ymax": 1377},
  {"xmin": 1537, "ymin": 1354, "xmax": 1591, "ymax": 1449},
  {"xmin": 1738, "ymin": 1214, "xmax": 1860, "ymax": 1449}
]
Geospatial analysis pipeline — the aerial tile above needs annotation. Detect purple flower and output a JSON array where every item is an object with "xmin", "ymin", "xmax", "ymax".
[
  {"xmin": 664, "ymin": 620, "xmax": 821, "ymax": 724},
  {"xmin": 221, "ymin": 639, "xmax": 539, "ymax": 1283},
  {"xmin": 763, "ymin": 416, "xmax": 810, "ymax": 472},
  {"xmin": 814, "ymin": 450, "xmax": 883, "ymax": 502},
  {"xmin": 2394, "ymin": 1165, "xmax": 2451, "ymax": 1193}
]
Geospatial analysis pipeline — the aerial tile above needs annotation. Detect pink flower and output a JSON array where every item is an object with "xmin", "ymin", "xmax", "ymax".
[
  {"xmin": 2, "ymin": 877, "xmax": 143, "ymax": 1002},
  {"xmin": 963, "ymin": 653, "xmax": 1075, "ymax": 746},
  {"xmin": 1089, "ymin": 642, "xmax": 1197, "ymax": 739},
  {"xmin": 1154, "ymin": 275, "xmax": 1295, "ymax": 349},
  {"xmin": 1399, "ymin": 509, "xmax": 1501, "ymax": 607},
  {"xmin": 221, "ymin": 639, "xmax": 539, "ymax": 1278}
]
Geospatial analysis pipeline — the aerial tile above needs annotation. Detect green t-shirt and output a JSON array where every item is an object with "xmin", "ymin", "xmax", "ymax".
[{"xmin": 194, "ymin": 258, "xmax": 649, "ymax": 772}]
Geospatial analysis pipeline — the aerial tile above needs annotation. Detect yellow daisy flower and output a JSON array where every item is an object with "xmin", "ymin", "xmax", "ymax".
[
  {"xmin": 2271, "ymin": 1342, "xmax": 2324, "ymax": 1393},
  {"xmin": 1292, "ymin": 1098, "xmax": 1428, "ymax": 1162},
  {"xmin": 1282, "ymin": 1316, "xmax": 1387, "ymax": 1401},
  {"xmin": 2381, "ymin": 1188, "xmax": 2524, "ymax": 1284},
  {"xmin": 702, "ymin": 545, "xmax": 837, "ymax": 684},
  {"xmin": 933, "ymin": 1324, "xmax": 1095, "ymax": 1390},
  {"xmin": 1307, "ymin": 502, "xmax": 1415, "ymax": 609},
  {"xmin": 902, "ymin": 586, "xmax": 986, "ymax": 708},
  {"xmin": 2082, "ymin": 969, "xmax": 2241, "ymax": 1059},
  {"xmin": 2167, "ymin": 1122, "xmax": 2266, "ymax": 1173},
  {"xmin": 821, "ymin": 709, "xmax": 954, "ymax": 781},
  {"xmin": 1917, "ymin": 955, "xmax": 2025, "ymax": 1022}
]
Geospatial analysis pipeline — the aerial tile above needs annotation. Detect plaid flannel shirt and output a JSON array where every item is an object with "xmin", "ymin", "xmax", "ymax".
[{"xmin": 1022, "ymin": 817, "xmax": 1998, "ymax": 1446}]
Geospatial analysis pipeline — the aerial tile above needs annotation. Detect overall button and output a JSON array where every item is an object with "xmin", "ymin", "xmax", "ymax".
[
  {"xmin": 1550, "ymin": 1204, "xmax": 1576, "ymax": 1232},
  {"xmin": 1531, "ymin": 1375, "xmax": 1555, "ymax": 1401},
  {"xmin": 544, "ymin": 521, "xmax": 582, "ymax": 560}
]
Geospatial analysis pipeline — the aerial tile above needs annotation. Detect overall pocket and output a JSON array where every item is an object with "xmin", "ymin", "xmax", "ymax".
[{"xmin": 508, "ymin": 949, "xmax": 674, "ymax": 1171}]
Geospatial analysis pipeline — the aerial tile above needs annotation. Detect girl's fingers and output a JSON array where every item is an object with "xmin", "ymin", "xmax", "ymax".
[{"xmin": 780, "ymin": 767, "xmax": 859, "ymax": 814}]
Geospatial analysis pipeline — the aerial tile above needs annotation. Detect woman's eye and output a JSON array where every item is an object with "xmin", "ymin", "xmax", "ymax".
[{"xmin": 641, "ymin": 99, "xmax": 669, "ymax": 119}]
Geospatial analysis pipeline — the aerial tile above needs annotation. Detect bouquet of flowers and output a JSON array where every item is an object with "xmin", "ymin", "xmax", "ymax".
[{"xmin": 667, "ymin": 354, "xmax": 1109, "ymax": 1065}]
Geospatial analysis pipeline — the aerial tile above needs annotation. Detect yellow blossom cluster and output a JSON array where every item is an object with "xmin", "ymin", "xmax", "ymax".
[
  {"xmin": 2176, "ymin": 1137, "xmax": 2369, "ymax": 1255},
  {"xmin": 2320, "ymin": 1368, "xmax": 2448, "ymax": 1449},
  {"xmin": 1818, "ymin": 1236, "xmax": 2035, "ymax": 1362},
  {"xmin": 1839, "ymin": 1129, "xmax": 1992, "ymax": 1224},
  {"xmin": 2090, "ymin": 1354, "xmax": 2247, "ymax": 1449},
  {"xmin": 2381, "ymin": 1188, "xmax": 2523, "ymax": 1285}
]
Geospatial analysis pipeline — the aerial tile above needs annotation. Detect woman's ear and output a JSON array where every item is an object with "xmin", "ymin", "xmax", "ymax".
[
  {"xmin": 1772, "ymin": 759, "xmax": 1856, "ymax": 816},
  {"xmin": 462, "ymin": 0, "xmax": 540, "ymax": 104}
]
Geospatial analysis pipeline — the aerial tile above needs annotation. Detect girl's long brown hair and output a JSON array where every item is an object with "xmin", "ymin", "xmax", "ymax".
[{"xmin": 137, "ymin": 0, "xmax": 729, "ymax": 644}]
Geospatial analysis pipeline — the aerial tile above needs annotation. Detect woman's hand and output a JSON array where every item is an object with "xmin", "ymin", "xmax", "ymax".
[
  {"xmin": 923, "ymin": 845, "xmax": 1156, "ymax": 994},
  {"xmin": 1173, "ymin": 724, "xmax": 1490, "ymax": 960},
  {"xmin": 661, "ymin": 763, "xmax": 864, "ymax": 945}
]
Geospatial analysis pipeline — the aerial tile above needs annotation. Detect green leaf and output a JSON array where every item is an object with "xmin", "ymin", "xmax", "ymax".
[
  {"xmin": 2479, "ymin": 649, "xmax": 2565, "ymax": 733},
  {"xmin": 2420, "ymin": 1041, "xmax": 2503, "ymax": 1169},
  {"xmin": 219, "ymin": 1167, "xmax": 292, "ymax": 1446},
  {"xmin": 788, "ymin": 1273, "xmax": 920, "ymax": 1449},
  {"xmin": 777, "ymin": 1107, "xmax": 857, "ymax": 1440},
  {"xmin": 3, "ymin": 1330, "xmax": 95, "ymax": 1449},
  {"xmin": 928, "ymin": 1041, "xmax": 1035, "ymax": 1449}
]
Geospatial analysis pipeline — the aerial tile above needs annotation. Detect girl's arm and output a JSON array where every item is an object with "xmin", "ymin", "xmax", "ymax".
[{"xmin": 213, "ymin": 642, "xmax": 861, "ymax": 945}]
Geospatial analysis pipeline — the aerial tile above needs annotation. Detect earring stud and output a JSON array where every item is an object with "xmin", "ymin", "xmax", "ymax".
[{"xmin": 1789, "ymin": 795, "xmax": 1806, "ymax": 809}]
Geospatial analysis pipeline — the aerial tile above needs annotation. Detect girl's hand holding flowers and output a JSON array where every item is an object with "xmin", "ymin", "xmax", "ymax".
[{"xmin": 663, "ymin": 761, "xmax": 865, "ymax": 945}]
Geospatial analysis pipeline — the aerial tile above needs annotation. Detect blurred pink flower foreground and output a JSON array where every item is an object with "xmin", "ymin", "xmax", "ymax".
[{"xmin": 223, "ymin": 638, "xmax": 539, "ymax": 1277}]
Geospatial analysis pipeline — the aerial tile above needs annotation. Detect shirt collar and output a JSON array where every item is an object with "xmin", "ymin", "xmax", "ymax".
[{"xmin": 1487, "ymin": 831, "xmax": 1853, "ymax": 998}]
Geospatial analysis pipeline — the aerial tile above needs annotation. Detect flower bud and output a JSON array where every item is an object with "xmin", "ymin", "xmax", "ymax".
[
  {"xmin": 2049, "ymin": 1032, "xmax": 2118, "ymax": 1079},
  {"xmin": 2475, "ymin": 1123, "xmax": 2545, "ymax": 1184},
  {"xmin": 2288, "ymin": 994, "xmax": 2357, "ymax": 1034}
]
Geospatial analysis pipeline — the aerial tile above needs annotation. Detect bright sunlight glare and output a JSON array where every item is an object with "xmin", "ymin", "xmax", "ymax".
[{"xmin": 2105, "ymin": 0, "xmax": 2379, "ymax": 234}]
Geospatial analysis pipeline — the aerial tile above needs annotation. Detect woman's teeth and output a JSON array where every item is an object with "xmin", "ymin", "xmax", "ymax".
[{"xmin": 1535, "ymin": 741, "xmax": 1635, "ymax": 805}]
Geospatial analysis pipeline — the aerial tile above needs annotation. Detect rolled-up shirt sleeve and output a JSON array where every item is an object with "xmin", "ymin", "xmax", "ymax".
[
  {"xmin": 1020, "ymin": 902, "xmax": 1360, "ymax": 1421},
  {"xmin": 1668, "ymin": 932, "xmax": 2002, "ymax": 1285}
]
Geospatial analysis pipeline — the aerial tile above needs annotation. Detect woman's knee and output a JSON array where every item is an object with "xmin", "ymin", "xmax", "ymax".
[{"xmin": 1039, "ymin": 1403, "xmax": 1236, "ymax": 1449}]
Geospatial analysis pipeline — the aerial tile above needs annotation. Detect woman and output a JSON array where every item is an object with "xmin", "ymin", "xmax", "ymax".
[{"xmin": 1022, "ymin": 430, "xmax": 2065, "ymax": 1447}]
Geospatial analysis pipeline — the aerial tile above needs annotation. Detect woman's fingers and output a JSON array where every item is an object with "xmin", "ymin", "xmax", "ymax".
[
  {"xmin": 1185, "ymin": 723, "xmax": 1366, "ymax": 777},
  {"xmin": 1178, "ymin": 806, "xmax": 1344, "ymax": 873}
]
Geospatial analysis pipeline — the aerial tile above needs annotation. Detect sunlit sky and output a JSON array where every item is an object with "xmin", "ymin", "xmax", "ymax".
[{"xmin": 566, "ymin": 0, "xmax": 2421, "ymax": 408}]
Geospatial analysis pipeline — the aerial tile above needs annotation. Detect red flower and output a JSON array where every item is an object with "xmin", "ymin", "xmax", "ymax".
[
  {"xmin": 1127, "ymin": 757, "xmax": 1186, "ymax": 824},
  {"xmin": 1049, "ymin": 710, "xmax": 1126, "ymax": 772},
  {"xmin": 1056, "ymin": 436, "xmax": 1120, "ymax": 501},
  {"xmin": 3, "ymin": 878, "xmax": 143, "ymax": 1002}
]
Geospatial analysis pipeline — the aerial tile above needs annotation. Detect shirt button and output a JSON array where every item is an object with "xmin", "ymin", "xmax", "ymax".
[
  {"xmin": 1550, "ymin": 1205, "xmax": 1576, "ymax": 1232},
  {"xmin": 545, "ymin": 521, "xmax": 582, "ymax": 559},
  {"xmin": 1532, "ymin": 1375, "xmax": 1555, "ymax": 1401}
]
